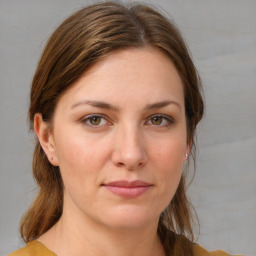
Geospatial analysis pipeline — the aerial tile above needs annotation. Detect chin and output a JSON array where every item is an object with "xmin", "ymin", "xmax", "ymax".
[{"xmin": 99, "ymin": 205, "xmax": 159, "ymax": 230}]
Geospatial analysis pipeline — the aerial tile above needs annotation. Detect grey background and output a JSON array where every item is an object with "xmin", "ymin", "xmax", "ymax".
[{"xmin": 0, "ymin": 0, "xmax": 255, "ymax": 255}]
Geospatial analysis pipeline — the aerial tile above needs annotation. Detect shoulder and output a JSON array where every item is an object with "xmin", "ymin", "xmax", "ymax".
[
  {"xmin": 8, "ymin": 247, "xmax": 29, "ymax": 256},
  {"xmin": 171, "ymin": 233, "xmax": 242, "ymax": 256},
  {"xmin": 174, "ymin": 233, "xmax": 243, "ymax": 256},
  {"xmin": 194, "ymin": 243, "xmax": 244, "ymax": 256},
  {"xmin": 8, "ymin": 240, "xmax": 56, "ymax": 256}
]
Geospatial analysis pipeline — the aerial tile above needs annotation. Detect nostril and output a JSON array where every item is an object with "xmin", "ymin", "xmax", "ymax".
[
  {"xmin": 111, "ymin": 143, "xmax": 148, "ymax": 170},
  {"xmin": 126, "ymin": 162, "xmax": 145, "ymax": 170},
  {"xmin": 117, "ymin": 162, "xmax": 125, "ymax": 167}
]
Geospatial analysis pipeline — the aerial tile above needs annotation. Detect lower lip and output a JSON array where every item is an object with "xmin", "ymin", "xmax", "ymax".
[{"xmin": 104, "ymin": 186, "xmax": 151, "ymax": 198}]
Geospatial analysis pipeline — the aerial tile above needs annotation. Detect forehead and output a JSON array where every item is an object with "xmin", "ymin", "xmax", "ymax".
[{"xmin": 57, "ymin": 47, "xmax": 185, "ymax": 111}]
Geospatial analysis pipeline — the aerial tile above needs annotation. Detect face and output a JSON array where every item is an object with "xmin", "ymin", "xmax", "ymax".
[{"xmin": 37, "ymin": 47, "xmax": 189, "ymax": 231}]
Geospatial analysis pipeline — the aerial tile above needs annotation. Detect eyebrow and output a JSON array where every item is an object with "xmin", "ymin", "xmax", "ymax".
[
  {"xmin": 71, "ymin": 100, "xmax": 181, "ymax": 111},
  {"xmin": 144, "ymin": 100, "xmax": 181, "ymax": 110},
  {"xmin": 71, "ymin": 100, "xmax": 120, "ymax": 111}
]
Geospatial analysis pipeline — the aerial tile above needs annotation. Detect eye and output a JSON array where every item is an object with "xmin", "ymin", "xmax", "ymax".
[
  {"xmin": 146, "ymin": 114, "xmax": 174, "ymax": 127},
  {"xmin": 151, "ymin": 116, "xmax": 163, "ymax": 125},
  {"xmin": 89, "ymin": 116, "xmax": 102, "ymax": 125},
  {"xmin": 80, "ymin": 114, "xmax": 110, "ymax": 128}
]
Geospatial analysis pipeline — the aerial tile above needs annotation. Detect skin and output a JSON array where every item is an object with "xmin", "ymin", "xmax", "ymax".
[{"xmin": 35, "ymin": 47, "xmax": 190, "ymax": 256}]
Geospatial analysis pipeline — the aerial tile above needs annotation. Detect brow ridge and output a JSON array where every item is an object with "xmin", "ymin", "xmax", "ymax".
[
  {"xmin": 145, "ymin": 100, "xmax": 181, "ymax": 110},
  {"xmin": 71, "ymin": 100, "xmax": 120, "ymax": 111},
  {"xmin": 71, "ymin": 99, "xmax": 181, "ymax": 111}
]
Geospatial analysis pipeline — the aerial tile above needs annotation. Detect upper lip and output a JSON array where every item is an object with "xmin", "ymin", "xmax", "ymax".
[{"xmin": 103, "ymin": 180, "xmax": 152, "ymax": 187}]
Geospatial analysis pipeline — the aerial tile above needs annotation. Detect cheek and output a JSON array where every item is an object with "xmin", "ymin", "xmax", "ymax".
[
  {"xmin": 54, "ymin": 135, "xmax": 108, "ymax": 205},
  {"xmin": 53, "ymin": 128, "xmax": 118, "ymax": 200},
  {"xmin": 55, "ymin": 130, "xmax": 108, "ymax": 171},
  {"xmin": 53, "ymin": 132, "xmax": 109, "ymax": 196},
  {"xmin": 150, "ymin": 135, "xmax": 186, "ymax": 195},
  {"xmin": 152, "ymin": 135, "xmax": 186, "ymax": 168}
]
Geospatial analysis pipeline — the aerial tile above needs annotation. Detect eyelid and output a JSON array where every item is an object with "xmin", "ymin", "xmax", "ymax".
[
  {"xmin": 79, "ymin": 113, "xmax": 174, "ymax": 128},
  {"xmin": 80, "ymin": 114, "xmax": 111, "ymax": 128},
  {"xmin": 146, "ymin": 113, "xmax": 174, "ymax": 126}
]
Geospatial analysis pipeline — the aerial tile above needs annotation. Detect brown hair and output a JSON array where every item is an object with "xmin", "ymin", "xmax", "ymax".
[{"xmin": 21, "ymin": 2, "xmax": 204, "ymax": 255}]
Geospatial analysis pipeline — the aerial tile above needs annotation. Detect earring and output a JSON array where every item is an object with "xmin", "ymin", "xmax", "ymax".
[{"xmin": 185, "ymin": 153, "xmax": 189, "ymax": 160}]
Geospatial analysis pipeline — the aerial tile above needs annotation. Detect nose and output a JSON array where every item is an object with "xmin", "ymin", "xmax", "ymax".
[{"xmin": 111, "ymin": 124, "xmax": 148, "ymax": 170}]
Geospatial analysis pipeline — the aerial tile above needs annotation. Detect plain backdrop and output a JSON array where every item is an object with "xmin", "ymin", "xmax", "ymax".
[{"xmin": 0, "ymin": 0, "xmax": 255, "ymax": 255}]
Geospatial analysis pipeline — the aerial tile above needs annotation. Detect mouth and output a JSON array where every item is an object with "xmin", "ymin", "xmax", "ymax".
[{"xmin": 102, "ymin": 180, "xmax": 153, "ymax": 198}]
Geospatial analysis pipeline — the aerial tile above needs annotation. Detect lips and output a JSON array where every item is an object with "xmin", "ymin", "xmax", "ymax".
[{"xmin": 102, "ymin": 180, "xmax": 152, "ymax": 198}]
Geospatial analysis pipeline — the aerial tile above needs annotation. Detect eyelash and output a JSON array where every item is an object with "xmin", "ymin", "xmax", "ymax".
[
  {"xmin": 80, "ymin": 114, "xmax": 110, "ymax": 128},
  {"xmin": 147, "ymin": 114, "xmax": 174, "ymax": 127},
  {"xmin": 80, "ymin": 114, "xmax": 174, "ymax": 129}
]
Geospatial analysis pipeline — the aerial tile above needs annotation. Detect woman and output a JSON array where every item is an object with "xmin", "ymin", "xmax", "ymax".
[{"xmin": 9, "ymin": 2, "xmax": 242, "ymax": 256}]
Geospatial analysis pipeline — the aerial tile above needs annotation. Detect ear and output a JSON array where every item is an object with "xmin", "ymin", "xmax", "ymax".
[
  {"xmin": 34, "ymin": 113, "xmax": 59, "ymax": 166},
  {"xmin": 184, "ymin": 140, "xmax": 192, "ymax": 162}
]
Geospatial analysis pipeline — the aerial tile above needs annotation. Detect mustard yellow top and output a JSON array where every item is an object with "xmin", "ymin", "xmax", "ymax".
[{"xmin": 8, "ymin": 240, "xmax": 243, "ymax": 256}]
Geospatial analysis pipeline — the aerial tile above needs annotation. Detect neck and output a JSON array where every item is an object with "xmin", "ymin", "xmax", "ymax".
[{"xmin": 38, "ymin": 208, "xmax": 165, "ymax": 256}]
